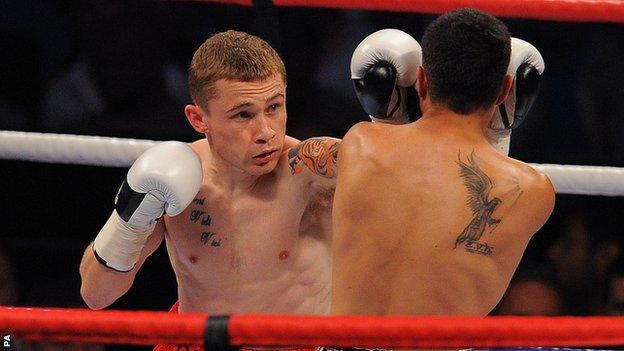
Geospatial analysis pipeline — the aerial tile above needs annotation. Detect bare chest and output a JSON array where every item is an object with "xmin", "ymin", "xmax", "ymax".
[{"xmin": 163, "ymin": 185, "xmax": 332, "ymax": 280}]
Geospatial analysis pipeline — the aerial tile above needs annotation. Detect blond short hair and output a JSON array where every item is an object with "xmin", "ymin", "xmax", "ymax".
[{"xmin": 189, "ymin": 30, "xmax": 287, "ymax": 109}]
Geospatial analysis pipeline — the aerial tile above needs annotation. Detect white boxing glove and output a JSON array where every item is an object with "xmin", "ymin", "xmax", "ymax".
[
  {"xmin": 488, "ymin": 37, "xmax": 545, "ymax": 155},
  {"xmin": 351, "ymin": 29, "xmax": 422, "ymax": 124},
  {"xmin": 93, "ymin": 141, "xmax": 202, "ymax": 272}
]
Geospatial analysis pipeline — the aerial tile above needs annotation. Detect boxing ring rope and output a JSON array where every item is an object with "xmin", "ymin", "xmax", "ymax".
[
  {"xmin": 1, "ymin": 130, "xmax": 623, "ymax": 196},
  {"xmin": 2, "ymin": 307, "xmax": 624, "ymax": 348},
  {"xmin": 0, "ymin": 131, "xmax": 156, "ymax": 168},
  {"xmin": 199, "ymin": 0, "xmax": 624, "ymax": 23}
]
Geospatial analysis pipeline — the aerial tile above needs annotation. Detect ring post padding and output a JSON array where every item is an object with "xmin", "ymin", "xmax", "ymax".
[{"xmin": 205, "ymin": 315, "xmax": 236, "ymax": 351}]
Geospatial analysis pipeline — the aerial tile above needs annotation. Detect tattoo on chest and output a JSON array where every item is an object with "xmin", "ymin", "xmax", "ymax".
[
  {"xmin": 189, "ymin": 198, "xmax": 221, "ymax": 248},
  {"xmin": 201, "ymin": 232, "xmax": 221, "ymax": 247},
  {"xmin": 190, "ymin": 210, "xmax": 212, "ymax": 226},
  {"xmin": 454, "ymin": 151, "xmax": 511, "ymax": 256}
]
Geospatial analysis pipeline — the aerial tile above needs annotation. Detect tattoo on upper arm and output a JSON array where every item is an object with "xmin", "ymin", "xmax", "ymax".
[
  {"xmin": 288, "ymin": 138, "xmax": 340, "ymax": 178},
  {"xmin": 453, "ymin": 151, "xmax": 521, "ymax": 256}
]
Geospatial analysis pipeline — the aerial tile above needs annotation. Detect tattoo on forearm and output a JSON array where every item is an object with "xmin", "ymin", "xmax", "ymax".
[
  {"xmin": 288, "ymin": 138, "xmax": 340, "ymax": 178},
  {"xmin": 192, "ymin": 198, "xmax": 205, "ymax": 205},
  {"xmin": 454, "ymin": 151, "xmax": 504, "ymax": 256}
]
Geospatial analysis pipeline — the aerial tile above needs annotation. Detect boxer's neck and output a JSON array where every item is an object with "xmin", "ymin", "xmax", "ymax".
[
  {"xmin": 418, "ymin": 104, "xmax": 495, "ymax": 135},
  {"xmin": 205, "ymin": 147, "xmax": 273, "ymax": 197}
]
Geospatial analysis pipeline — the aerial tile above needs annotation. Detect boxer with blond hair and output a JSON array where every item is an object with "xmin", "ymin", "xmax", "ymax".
[{"xmin": 80, "ymin": 30, "xmax": 339, "ymax": 326}]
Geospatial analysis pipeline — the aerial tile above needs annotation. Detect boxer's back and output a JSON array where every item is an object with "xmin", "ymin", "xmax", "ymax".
[{"xmin": 331, "ymin": 121, "xmax": 554, "ymax": 316}]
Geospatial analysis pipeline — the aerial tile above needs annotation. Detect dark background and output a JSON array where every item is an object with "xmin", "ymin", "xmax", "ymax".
[{"xmin": 1, "ymin": 0, "xmax": 624, "ymax": 348}]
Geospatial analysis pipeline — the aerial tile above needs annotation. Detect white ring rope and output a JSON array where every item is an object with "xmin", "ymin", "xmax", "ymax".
[
  {"xmin": 1, "ymin": 130, "xmax": 623, "ymax": 196},
  {"xmin": 0, "ymin": 130, "xmax": 157, "ymax": 168},
  {"xmin": 531, "ymin": 164, "xmax": 624, "ymax": 197}
]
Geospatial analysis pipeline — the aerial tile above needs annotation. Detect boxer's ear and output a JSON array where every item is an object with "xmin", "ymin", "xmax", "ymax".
[
  {"xmin": 416, "ymin": 66, "xmax": 428, "ymax": 99},
  {"xmin": 185, "ymin": 104, "xmax": 210, "ymax": 133},
  {"xmin": 495, "ymin": 74, "xmax": 514, "ymax": 106}
]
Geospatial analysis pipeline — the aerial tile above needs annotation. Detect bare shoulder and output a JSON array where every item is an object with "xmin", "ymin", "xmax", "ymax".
[
  {"xmin": 505, "ymin": 158, "xmax": 556, "ymax": 220},
  {"xmin": 189, "ymin": 139, "xmax": 207, "ymax": 155},
  {"xmin": 340, "ymin": 121, "xmax": 393, "ymax": 160},
  {"xmin": 337, "ymin": 122, "xmax": 398, "ymax": 186},
  {"xmin": 283, "ymin": 135, "xmax": 301, "ymax": 150},
  {"xmin": 189, "ymin": 139, "xmax": 210, "ymax": 164},
  {"xmin": 509, "ymin": 158, "xmax": 554, "ymax": 194},
  {"xmin": 342, "ymin": 121, "xmax": 390, "ymax": 144}
]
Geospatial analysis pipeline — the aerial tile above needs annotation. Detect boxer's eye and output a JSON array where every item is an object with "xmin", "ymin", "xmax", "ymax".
[
  {"xmin": 233, "ymin": 111, "xmax": 253, "ymax": 119},
  {"xmin": 267, "ymin": 103, "xmax": 281, "ymax": 113}
]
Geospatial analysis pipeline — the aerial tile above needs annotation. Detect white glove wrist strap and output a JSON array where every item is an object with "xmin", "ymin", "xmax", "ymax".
[{"xmin": 93, "ymin": 211, "xmax": 155, "ymax": 272}]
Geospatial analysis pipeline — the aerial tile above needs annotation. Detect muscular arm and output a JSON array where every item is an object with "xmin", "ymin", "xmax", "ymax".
[
  {"xmin": 79, "ymin": 217, "xmax": 165, "ymax": 309},
  {"xmin": 287, "ymin": 137, "xmax": 341, "ymax": 188}
]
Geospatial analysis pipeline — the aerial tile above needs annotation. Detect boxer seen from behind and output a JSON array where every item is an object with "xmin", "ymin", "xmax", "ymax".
[{"xmin": 332, "ymin": 8, "xmax": 555, "ymax": 316}]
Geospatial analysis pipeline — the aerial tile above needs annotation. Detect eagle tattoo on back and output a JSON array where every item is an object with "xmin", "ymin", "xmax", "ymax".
[{"xmin": 454, "ymin": 151, "xmax": 501, "ymax": 256}]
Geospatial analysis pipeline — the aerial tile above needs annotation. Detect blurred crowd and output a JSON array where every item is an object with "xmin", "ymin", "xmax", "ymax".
[{"xmin": 2, "ymin": 0, "xmax": 624, "ymax": 334}]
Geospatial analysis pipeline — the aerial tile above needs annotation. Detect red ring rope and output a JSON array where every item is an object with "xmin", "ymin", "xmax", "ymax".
[
  {"xmin": 230, "ymin": 314, "xmax": 624, "ymax": 348},
  {"xmin": 196, "ymin": 0, "xmax": 624, "ymax": 23},
  {"xmin": 3, "ymin": 307, "xmax": 624, "ymax": 348},
  {"xmin": 0, "ymin": 307, "xmax": 205, "ymax": 346}
]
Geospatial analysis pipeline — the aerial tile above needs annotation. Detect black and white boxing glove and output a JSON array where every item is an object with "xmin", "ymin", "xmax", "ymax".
[
  {"xmin": 350, "ymin": 29, "xmax": 422, "ymax": 124},
  {"xmin": 93, "ymin": 141, "xmax": 202, "ymax": 272},
  {"xmin": 488, "ymin": 37, "xmax": 545, "ymax": 155}
]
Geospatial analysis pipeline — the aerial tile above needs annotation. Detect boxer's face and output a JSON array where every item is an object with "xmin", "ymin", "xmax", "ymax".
[{"xmin": 199, "ymin": 76, "xmax": 287, "ymax": 176}]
